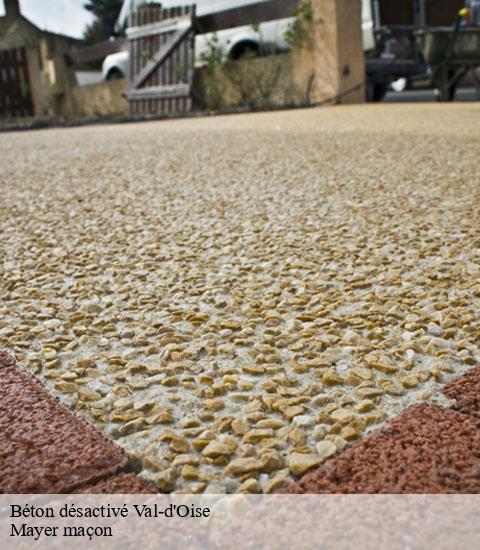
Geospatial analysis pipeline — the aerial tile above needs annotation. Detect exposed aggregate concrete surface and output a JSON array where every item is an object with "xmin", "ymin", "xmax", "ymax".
[{"xmin": 1, "ymin": 104, "xmax": 480, "ymax": 493}]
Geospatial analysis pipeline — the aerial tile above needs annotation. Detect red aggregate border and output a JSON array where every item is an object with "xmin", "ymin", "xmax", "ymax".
[
  {"xmin": 77, "ymin": 473, "xmax": 156, "ymax": 494},
  {"xmin": 444, "ymin": 365, "xmax": 480, "ymax": 419},
  {"xmin": 0, "ymin": 352, "xmax": 153, "ymax": 494},
  {"xmin": 0, "ymin": 350, "xmax": 15, "ymax": 369},
  {"xmin": 281, "ymin": 365, "xmax": 480, "ymax": 494}
]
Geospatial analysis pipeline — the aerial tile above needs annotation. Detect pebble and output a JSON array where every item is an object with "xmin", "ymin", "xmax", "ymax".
[
  {"xmin": 427, "ymin": 323, "xmax": 444, "ymax": 337},
  {"xmin": 202, "ymin": 441, "xmax": 236, "ymax": 458},
  {"xmin": 238, "ymin": 478, "xmax": 260, "ymax": 493},
  {"xmin": 329, "ymin": 409, "xmax": 354, "ymax": 425},
  {"xmin": 315, "ymin": 440, "xmax": 337, "ymax": 460},
  {"xmin": 226, "ymin": 457, "xmax": 262, "ymax": 475},
  {"xmin": 289, "ymin": 453, "xmax": 322, "ymax": 476}
]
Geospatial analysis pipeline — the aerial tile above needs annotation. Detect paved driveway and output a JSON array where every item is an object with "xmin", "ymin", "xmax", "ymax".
[{"xmin": 1, "ymin": 103, "xmax": 479, "ymax": 493}]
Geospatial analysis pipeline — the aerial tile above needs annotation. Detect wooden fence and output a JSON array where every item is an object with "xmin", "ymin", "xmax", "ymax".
[
  {"xmin": 125, "ymin": 4, "xmax": 196, "ymax": 115},
  {"xmin": 0, "ymin": 47, "xmax": 34, "ymax": 118}
]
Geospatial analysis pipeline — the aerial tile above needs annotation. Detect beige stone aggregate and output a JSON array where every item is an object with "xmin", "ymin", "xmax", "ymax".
[{"xmin": 1, "ymin": 103, "xmax": 479, "ymax": 492}]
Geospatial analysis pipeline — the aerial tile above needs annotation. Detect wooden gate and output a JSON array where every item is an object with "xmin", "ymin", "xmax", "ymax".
[
  {"xmin": 0, "ymin": 47, "xmax": 34, "ymax": 118},
  {"xmin": 126, "ymin": 4, "xmax": 196, "ymax": 115}
]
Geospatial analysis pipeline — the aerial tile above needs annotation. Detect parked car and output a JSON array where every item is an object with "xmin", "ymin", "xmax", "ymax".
[{"xmin": 102, "ymin": 0, "xmax": 377, "ymax": 81}]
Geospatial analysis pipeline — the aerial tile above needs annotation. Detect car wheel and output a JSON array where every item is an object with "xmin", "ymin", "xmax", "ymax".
[
  {"xmin": 106, "ymin": 69, "xmax": 124, "ymax": 81},
  {"xmin": 230, "ymin": 42, "xmax": 259, "ymax": 61}
]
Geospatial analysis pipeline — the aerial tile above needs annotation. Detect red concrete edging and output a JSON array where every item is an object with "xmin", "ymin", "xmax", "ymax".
[
  {"xmin": 77, "ymin": 473, "xmax": 156, "ymax": 494},
  {"xmin": 444, "ymin": 365, "xmax": 480, "ymax": 419},
  {"xmin": 0, "ymin": 350, "xmax": 15, "ymax": 369},
  {"xmin": 281, "ymin": 366, "xmax": 480, "ymax": 494},
  {"xmin": 0, "ymin": 353, "xmax": 152, "ymax": 494}
]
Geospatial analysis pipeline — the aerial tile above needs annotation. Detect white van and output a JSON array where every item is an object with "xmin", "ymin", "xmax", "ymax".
[{"xmin": 103, "ymin": 0, "xmax": 376, "ymax": 80}]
